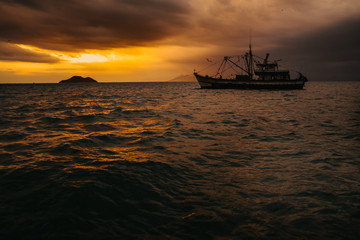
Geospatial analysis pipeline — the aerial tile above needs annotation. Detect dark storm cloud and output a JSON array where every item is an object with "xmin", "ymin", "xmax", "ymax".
[
  {"xmin": 275, "ymin": 17, "xmax": 360, "ymax": 62},
  {"xmin": 0, "ymin": 42, "xmax": 59, "ymax": 63},
  {"xmin": 0, "ymin": 0, "xmax": 190, "ymax": 51},
  {"xmin": 270, "ymin": 17, "xmax": 360, "ymax": 80}
]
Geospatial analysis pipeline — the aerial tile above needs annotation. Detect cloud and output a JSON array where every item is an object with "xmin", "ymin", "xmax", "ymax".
[
  {"xmin": 0, "ymin": 0, "xmax": 359, "ymax": 82},
  {"xmin": 276, "ymin": 17, "xmax": 360, "ymax": 62},
  {"xmin": 1, "ymin": 0, "xmax": 359, "ymax": 52},
  {"xmin": 248, "ymin": 16, "xmax": 360, "ymax": 81},
  {"xmin": 0, "ymin": 0, "xmax": 190, "ymax": 51},
  {"xmin": 0, "ymin": 42, "xmax": 59, "ymax": 63}
]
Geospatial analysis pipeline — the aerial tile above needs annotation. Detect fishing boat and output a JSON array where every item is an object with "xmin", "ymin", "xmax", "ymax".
[{"xmin": 194, "ymin": 45, "xmax": 307, "ymax": 89}]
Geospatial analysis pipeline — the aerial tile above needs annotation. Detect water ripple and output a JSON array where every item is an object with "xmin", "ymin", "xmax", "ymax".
[{"xmin": 0, "ymin": 82, "xmax": 359, "ymax": 239}]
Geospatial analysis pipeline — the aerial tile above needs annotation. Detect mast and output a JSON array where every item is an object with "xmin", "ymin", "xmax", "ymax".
[
  {"xmin": 248, "ymin": 29, "xmax": 255, "ymax": 80},
  {"xmin": 249, "ymin": 43, "xmax": 253, "ymax": 80}
]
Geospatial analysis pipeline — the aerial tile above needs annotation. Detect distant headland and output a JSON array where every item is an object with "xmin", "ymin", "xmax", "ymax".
[{"xmin": 59, "ymin": 76, "xmax": 98, "ymax": 83}]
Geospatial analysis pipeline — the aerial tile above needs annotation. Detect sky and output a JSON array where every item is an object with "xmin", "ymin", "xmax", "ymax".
[{"xmin": 0, "ymin": 0, "xmax": 359, "ymax": 83}]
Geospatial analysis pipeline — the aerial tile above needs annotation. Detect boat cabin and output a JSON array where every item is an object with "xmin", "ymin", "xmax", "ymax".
[{"xmin": 254, "ymin": 54, "xmax": 290, "ymax": 81}]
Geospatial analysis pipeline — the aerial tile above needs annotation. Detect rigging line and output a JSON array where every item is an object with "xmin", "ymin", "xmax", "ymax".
[
  {"xmin": 223, "ymin": 56, "xmax": 248, "ymax": 74},
  {"xmin": 221, "ymin": 59, "xmax": 240, "ymax": 73},
  {"xmin": 217, "ymin": 62, "xmax": 243, "ymax": 77},
  {"xmin": 233, "ymin": 58, "xmax": 244, "ymax": 72},
  {"xmin": 228, "ymin": 64, "xmax": 239, "ymax": 73},
  {"xmin": 196, "ymin": 60, "xmax": 219, "ymax": 73},
  {"xmin": 220, "ymin": 65, "xmax": 232, "ymax": 75},
  {"xmin": 228, "ymin": 58, "xmax": 249, "ymax": 74},
  {"xmin": 215, "ymin": 58, "xmax": 226, "ymax": 77},
  {"xmin": 219, "ymin": 65, "xmax": 238, "ymax": 77},
  {"xmin": 220, "ymin": 57, "xmax": 228, "ymax": 76}
]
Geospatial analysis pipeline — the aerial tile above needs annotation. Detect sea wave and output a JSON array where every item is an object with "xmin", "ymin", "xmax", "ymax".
[{"xmin": 0, "ymin": 82, "xmax": 359, "ymax": 239}]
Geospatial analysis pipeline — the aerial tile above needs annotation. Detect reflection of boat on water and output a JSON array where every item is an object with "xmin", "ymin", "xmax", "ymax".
[{"xmin": 194, "ymin": 45, "xmax": 308, "ymax": 89}]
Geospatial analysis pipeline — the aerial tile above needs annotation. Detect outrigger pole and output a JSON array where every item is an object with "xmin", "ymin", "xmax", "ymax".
[
  {"xmin": 215, "ymin": 57, "xmax": 227, "ymax": 78},
  {"xmin": 215, "ymin": 43, "xmax": 255, "ymax": 79},
  {"xmin": 227, "ymin": 58, "xmax": 250, "ymax": 75}
]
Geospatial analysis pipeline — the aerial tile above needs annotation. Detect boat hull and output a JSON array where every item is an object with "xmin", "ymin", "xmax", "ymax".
[{"xmin": 194, "ymin": 73, "xmax": 306, "ymax": 90}]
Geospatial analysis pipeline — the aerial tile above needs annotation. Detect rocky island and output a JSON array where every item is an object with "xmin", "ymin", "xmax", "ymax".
[{"xmin": 59, "ymin": 76, "xmax": 98, "ymax": 83}]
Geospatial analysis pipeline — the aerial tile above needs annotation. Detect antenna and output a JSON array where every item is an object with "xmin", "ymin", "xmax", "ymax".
[{"xmin": 249, "ymin": 28, "xmax": 252, "ymax": 49}]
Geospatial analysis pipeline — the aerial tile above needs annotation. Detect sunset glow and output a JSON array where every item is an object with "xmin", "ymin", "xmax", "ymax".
[{"xmin": 0, "ymin": 0, "xmax": 359, "ymax": 83}]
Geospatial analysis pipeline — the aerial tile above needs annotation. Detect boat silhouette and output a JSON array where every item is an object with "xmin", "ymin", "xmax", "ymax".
[{"xmin": 194, "ymin": 45, "xmax": 307, "ymax": 89}]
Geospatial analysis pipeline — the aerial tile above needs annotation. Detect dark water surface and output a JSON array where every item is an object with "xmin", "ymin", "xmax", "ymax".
[{"xmin": 0, "ymin": 81, "xmax": 359, "ymax": 239}]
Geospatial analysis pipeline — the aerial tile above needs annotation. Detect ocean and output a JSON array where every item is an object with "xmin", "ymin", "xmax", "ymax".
[{"xmin": 0, "ymin": 81, "xmax": 359, "ymax": 239}]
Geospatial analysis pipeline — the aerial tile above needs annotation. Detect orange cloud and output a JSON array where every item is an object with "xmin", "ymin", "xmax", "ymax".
[{"xmin": 0, "ymin": 0, "xmax": 359, "ymax": 82}]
